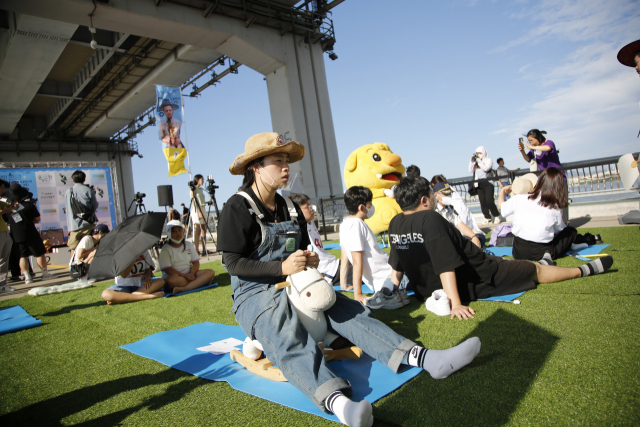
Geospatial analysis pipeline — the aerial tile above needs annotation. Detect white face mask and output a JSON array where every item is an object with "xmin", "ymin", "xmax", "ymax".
[
  {"xmin": 440, "ymin": 196, "xmax": 452, "ymax": 206},
  {"xmin": 170, "ymin": 237, "xmax": 183, "ymax": 244},
  {"xmin": 365, "ymin": 205, "xmax": 375, "ymax": 219},
  {"xmin": 258, "ymin": 165, "xmax": 281, "ymax": 189}
]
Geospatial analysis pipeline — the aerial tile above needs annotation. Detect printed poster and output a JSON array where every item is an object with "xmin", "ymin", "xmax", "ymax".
[
  {"xmin": 155, "ymin": 85, "xmax": 188, "ymax": 178},
  {"xmin": 0, "ymin": 167, "xmax": 117, "ymax": 242}
]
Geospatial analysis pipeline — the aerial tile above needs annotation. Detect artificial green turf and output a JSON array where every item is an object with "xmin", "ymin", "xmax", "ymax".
[{"xmin": 1, "ymin": 226, "xmax": 639, "ymax": 426}]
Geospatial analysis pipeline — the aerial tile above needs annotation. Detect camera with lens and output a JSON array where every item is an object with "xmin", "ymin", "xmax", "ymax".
[
  {"xmin": 205, "ymin": 175, "xmax": 218, "ymax": 195},
  {"xmin": 135, "ymin": 192, "xmax": 146, "ymax": 201},
  {"xmin": 471, "ymin": 153, "xmax": 477, "ymax": 162},
  {"xmin": 187, "ymin": 180, "xmax": 198, "ymax": 189}
]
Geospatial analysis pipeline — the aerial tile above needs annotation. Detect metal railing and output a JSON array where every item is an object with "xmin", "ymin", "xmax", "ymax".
[
  {"xmin": 318, "ymin": 152, "xmax": 640, "ymax": 238},
  {"xmin": 447, "ymin": 152, "xmax": 640, "ymax": 203}
]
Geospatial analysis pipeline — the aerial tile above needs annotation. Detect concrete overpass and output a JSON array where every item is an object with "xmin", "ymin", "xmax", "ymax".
[{"xmin": 0, "ymin": 0, "xmax": 345, "ymax": 218}]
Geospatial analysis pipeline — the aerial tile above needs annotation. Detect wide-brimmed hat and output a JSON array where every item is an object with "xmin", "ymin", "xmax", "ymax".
[
  {"xmin": 229, "ymin": 132, "xmax": 305, "ymax": 175},
  {"xmin": 512, "ymin": 173, "xmax": 538, "ymax": 195},
  {"xmin": 432, "ymin": 181, "xmax": 454, "ymax": 196},
  {"xmin": 159, "ymin": 99, "xmax": 179, "ymax": 111},
  {"xmin": 617, "ymin": 39, "xmax": 640, "ymax": 67}
]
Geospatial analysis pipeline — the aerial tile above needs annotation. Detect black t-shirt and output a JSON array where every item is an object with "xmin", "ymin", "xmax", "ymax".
[
  {"xmin": 217, "ymin": 188, "xmax": 310, "ymax": 257},
  {"xmin": 388, "ymin": 210, "xmax": 499, "ymax": 301},
  {"xmin": 4, "ymin": 199, "xmax": 41, "ymax": 243}
]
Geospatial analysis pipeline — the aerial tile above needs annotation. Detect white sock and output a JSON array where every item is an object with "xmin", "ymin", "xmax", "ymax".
[
  {"xmin": 325, "ymin": 392, "xmax": 373, "ymax": 427},
  {"xmin": 403, "ymin": 337, "xmax": 481, "ymax": 379},
  {"xmin": 24, "ymin": 271, "xmax": 32, "ymax": 279},
  {"xmin": 571, "ymin": 243, "xmax": 588, "ymax": 251}
]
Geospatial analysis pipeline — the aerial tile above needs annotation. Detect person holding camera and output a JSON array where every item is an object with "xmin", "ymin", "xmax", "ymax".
[
  {"xmin": 65, "ymin": 170, "xmax": 99, "ymax": 260},
  {"xmin": 69, "ymin": 224, "xmax": 110, "ymax": 281},
  {"xmin": 468, "ymin": 146, "xmax": 501, "ymax": 224},
  {"xmin": 3, "ymin": 183, "xmax": 57, "ymax": 284},
  {"xmin": 0, "ymin": 179, "xmax": 19, "ymax": 292},
  {"xmin": 189, "ymin": 174, "xmax": 208, "ymax": 256},
  {"xmin": 518, "ymin": 130, "xmax": 568, "ymax": 223}
]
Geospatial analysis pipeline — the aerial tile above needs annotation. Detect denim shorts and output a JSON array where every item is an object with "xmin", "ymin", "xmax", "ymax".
[{"xmin": 108, "ymin": 284, "xmax": 143, "ymax": 293}]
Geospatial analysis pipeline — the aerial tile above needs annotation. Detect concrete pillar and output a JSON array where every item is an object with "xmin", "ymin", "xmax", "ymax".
[{"xmin": 266, "ymin": 35, "xmax": 342, "ymax": 200}]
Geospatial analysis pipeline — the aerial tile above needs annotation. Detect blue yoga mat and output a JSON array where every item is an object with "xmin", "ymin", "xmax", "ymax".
[
  {"xmin": 164, "ymin": 282, "xmax": 218, "ymax": 298},
  {"xmin": 485, "ymin": 244, "xmax": 610, "ymax": 260},
  {"xmin": 121, "ymin": 322, "xmax": 421, "ymax": 422},
  {"xmin": 0, "ymin": 306, "xmax": 42, "ymax": 335},
  {"xmin": 477, "ymin": 292, "xmax": 525, "ymax": 302},
  {"xmin": 322, "ymin": 242, "xmax": 387, "ymax": 251}
]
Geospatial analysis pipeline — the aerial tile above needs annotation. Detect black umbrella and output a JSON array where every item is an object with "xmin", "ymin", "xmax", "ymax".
[{"xmin": 87, "ymin": 212, "xmax": 167, "ymax": 280}]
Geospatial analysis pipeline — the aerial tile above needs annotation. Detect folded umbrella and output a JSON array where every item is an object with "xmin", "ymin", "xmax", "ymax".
[{"xmin": 87, "ymin": 213, "xmax": 167, "ymax": 280}]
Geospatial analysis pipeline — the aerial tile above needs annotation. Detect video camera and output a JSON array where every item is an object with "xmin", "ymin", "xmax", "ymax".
[
  {"xmin": 134, "ymin": 192, "xmax": 146, "ymax": 202},
  {"xmin": 205, "ymin": 175, "xmax": 218, "ymax": 195}
]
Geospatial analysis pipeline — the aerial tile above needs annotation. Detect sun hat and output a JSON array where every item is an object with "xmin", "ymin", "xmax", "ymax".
[
  {"xmin": 229, "ymin": 132, "xmax": 306, "ymax": 175},
  {"xmin": 432, "ymin": 181, "xmax": 454, "ymax": 196},
  {"xmin": 617, "ymin": 39, "xmax": 640, "ymax": 67},
  {"xmin": 166, "ymin": 220, "xmax": 183, "ymax": 232},
  {"xmin": 511, "ymin": 173, "xmax": 538, "ymax": 195}
]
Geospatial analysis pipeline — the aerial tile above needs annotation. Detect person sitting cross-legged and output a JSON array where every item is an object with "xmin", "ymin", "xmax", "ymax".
[
  {"xmin": 388, "ymin": 174, "xmax": 614, "ymax": 320},
  {"xmin": 101, "ymin": 251, "xmax": 165, "ymax": 304},
  {"xmin": 159, "ymin": 220, "xmax": 215, "ymax": 295}
]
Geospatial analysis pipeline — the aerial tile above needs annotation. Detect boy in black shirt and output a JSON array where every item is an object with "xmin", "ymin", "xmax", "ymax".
[{"xmin": 388, "ymin": 176, "xmax": 614, "ymax": 320}]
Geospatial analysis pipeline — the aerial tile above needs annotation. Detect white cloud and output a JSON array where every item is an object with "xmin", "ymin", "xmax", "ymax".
[{"xmin": 491, "ymin": 128, "xmax": 509, "ymax": 134}]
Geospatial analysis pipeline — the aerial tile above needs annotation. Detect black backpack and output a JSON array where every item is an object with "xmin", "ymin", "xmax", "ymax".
[{"xmin": 69, "ymin": 188, "xmax": 97, "ymax": 224}]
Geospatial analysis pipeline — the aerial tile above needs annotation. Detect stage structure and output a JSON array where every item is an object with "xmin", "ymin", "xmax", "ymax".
[{"xmin": 0, "ymin": 0, "xmax": 346, "ymax": 215}]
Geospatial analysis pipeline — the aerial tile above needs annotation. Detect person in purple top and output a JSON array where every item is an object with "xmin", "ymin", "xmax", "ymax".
[
  {"xmin": 517, "ymin": 129, "xmax": 565, "ymax": 176},
  {"xmin": 518, "ymin": 129, "xmax": 568, "ymax": 222}
]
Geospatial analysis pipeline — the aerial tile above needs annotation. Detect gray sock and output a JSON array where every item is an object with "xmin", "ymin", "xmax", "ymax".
[
  {"xmin": 578, "ymin": 256, "xmax": 613, "ymax": 277},
  {"xmin": 539, "ymin": 253, "xmax": 553, "ymax": 266},
  {"xmin": 404, "ymin": 337, "xmax": 482, "ymax": 379}
]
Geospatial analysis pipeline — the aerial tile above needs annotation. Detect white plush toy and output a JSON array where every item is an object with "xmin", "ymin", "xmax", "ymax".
[{"xmin": 242, "ymin": 264, "xmax": 340, "ymax": 359}]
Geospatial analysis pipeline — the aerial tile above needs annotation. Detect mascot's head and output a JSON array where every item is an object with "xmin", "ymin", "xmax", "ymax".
[{"xmin": 344, "ymin": 143, "xmax": 405, "ymax": 190}]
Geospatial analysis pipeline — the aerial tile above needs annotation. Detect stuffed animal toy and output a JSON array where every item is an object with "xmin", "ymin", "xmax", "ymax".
[
  {"xmin": 344, "ymin": 143, "xmax": 405, "ymax": 234},
  {"xmin": 231, "ymin": 258, "xmax": 362, "ymax": 382}
]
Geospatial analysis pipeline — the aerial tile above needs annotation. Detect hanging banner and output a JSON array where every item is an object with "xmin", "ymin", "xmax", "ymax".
[{"xmin": 155, "ymin": 85, "xmax": 188, "ymax": 177}]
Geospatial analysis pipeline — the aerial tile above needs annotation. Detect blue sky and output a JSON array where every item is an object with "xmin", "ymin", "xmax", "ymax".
[{"xmin": 130, "ymin": 0, "xmax": 640, "ymax": 213}]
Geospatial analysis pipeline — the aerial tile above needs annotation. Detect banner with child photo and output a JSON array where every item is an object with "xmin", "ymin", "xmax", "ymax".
[{"xmin": 155, "ymin": 85, "xmax": 189, "ymax": 178}]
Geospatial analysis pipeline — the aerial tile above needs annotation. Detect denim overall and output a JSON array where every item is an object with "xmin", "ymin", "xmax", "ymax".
[{"xmin": 228, "ymin": 192, "xmax": 415, "ymax": 412}]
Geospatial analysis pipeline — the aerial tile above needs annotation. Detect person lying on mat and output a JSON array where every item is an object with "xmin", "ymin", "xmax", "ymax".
[
  {"xmin": 388, "ymin": 174, "xmax": 614, "ymax": 320},
  {"xmin": 217, "ymin": 132, "xmax": 481, "ymax": 427},
  {"xmin": 159, "ymin": 220, "xmax": 215, "ymax": 295},
  {"xmin": 498, "ymin": 167, "xmax": 587, "ymax": 264},
  {"xmin": 101, "ymin": 251, "xmax": 165, "ymax": 304}
]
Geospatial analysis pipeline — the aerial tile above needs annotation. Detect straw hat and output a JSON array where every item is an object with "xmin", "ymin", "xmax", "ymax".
[
  {"xmin": 229, "ymin": 132, "xmax": 305, "ymax": 175},
  {"xmin": 617, "ymin": 39, "xmax": 640, "ymax": 67},
  {"xmin": 511, "ymin": 173, "xmax": 538, "ymax": 195}
]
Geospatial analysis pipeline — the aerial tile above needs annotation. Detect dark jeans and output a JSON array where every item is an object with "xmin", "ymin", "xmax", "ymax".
[
  {"xmin": 512, "ymin": 226, "xmax": 578, "ymax": 261},
  {"xmin": 476, "ymin": 179, "xmax": 500, "ymax": 219}
]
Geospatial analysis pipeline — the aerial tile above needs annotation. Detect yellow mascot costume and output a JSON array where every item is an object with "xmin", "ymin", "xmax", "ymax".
[{"xmin": 344, "ymin": 143, "xmax": 405, "ymax": 235}]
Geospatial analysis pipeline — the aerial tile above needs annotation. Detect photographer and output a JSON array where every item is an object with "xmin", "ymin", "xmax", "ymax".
[
  {"xmin": 468, "ymin": 146, "xmax": 500, "ymax": 224},
  {"xmin": 64, "ymin": 170, "xmax": 99, "ymax": 260},
  {"xmin": 189, "ymin": 174, "xmax": 208, "ymax": 256},
  {"xmin": 3, "ymin": 183, "xmax": 57, "ymax": 284},
  {"xmin": 0, "ymin": 179, "xmax": 18, "ymax": 292}
]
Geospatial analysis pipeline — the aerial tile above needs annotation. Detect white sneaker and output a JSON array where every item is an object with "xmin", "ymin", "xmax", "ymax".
[
  {"xmin": 425, "ymin": 290, "xmax": 451, "ymax": 316},
  {"xmin": 0, "ymin": 285, "xmax": 16, "ymax": 293},
  {"xmin": 24, "ymin": 275, "xmax": 33, "ymax": 285},
  {"xmin": 480, "ymin": 218, "xmax": 491, "ymax": 225},
  {"xmin": 493, "ymin": 216, "xmax": 502, "ymax": 224},
  {"xmin": 41, "ymin": 271, "xmax": 57, "ymax": 280}
]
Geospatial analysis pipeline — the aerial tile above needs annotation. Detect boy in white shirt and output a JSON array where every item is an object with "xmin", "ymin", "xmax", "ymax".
[
  {"xmin": 159, "ymin": 220, "xmax": 216, "ymax": 295},
  {"xmin": 339, "ymin": 186, "xmax": 407, "ymax": 310},
  {"xmin": 290, "ymin": 193, "xmax": 352, "ymax": 288},
  {"xmin": 101, "ymin": 251, "xmax": 166, "ymax": 304}
]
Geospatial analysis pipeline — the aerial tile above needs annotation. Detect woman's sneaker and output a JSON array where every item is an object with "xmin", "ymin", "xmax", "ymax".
[
  {"xmin": 41, "ymin": 271, "xmax": 57, "ymax": 280},
  {"xmin": 365, "ymin": 288, "xmax": 404, "ymax": 310},
  {"xmin": 395, "ymin": 288, "xmax": 410, "ymax": 306}
]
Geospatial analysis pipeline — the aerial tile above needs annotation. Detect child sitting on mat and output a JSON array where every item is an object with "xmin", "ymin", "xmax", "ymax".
[
  {"xmin": 159, "ymin": 220, "xmax": 215, "ymax": 295},
  {"xmin": 101, "ymin": 251, "xmax": 165, "ymax": 304}
]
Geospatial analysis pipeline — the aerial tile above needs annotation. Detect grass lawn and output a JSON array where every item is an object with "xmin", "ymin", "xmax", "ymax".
[{"xmin": 1, "ymin": 226, "xmax": 639, "ymax": 426}]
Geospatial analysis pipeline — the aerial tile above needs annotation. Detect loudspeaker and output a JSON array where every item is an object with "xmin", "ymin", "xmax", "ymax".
[{"xmin": 157, "ymin": 185, "xmax": 174, "ymax": 207}]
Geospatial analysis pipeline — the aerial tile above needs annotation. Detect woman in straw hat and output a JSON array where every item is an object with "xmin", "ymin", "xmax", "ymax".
[
  {"xmin": 499, "ymin": 168, "xmax": 583, "ymax": 264},
  {"xmin": 217, "ymin": 133, "xmax": 481, "ymax": 427}
]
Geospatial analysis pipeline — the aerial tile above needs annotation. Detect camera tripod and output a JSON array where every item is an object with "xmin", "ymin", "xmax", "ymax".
[
  {"xmin": 187, "ymin": 188, "xmax": 218, "ymax": 260},
  {"xmin": 128, "ymin": 197, "xmax": 146, "ymax": 215}
]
